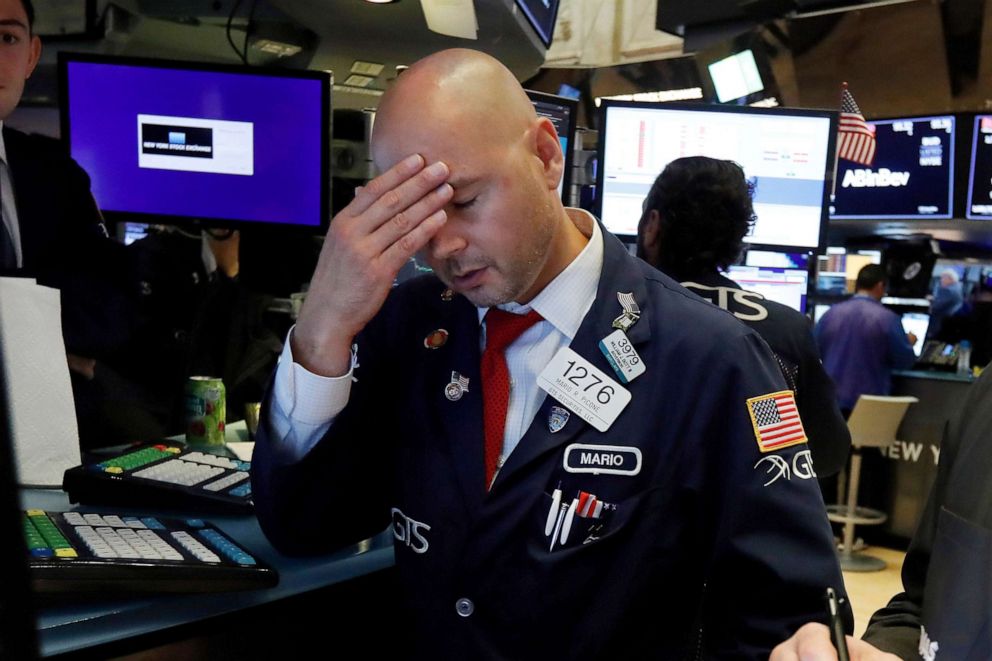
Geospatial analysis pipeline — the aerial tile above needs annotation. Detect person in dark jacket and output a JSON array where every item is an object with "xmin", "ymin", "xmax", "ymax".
[
  {"xmin": 251, "ymin": 49, "xmax": 851, "ymax": 659},
  {"xmin": 637, "ymin": 155, "xmax": 851, "ymax": 476}
]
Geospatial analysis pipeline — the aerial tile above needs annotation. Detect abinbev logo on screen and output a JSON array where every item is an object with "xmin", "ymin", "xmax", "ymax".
[{"xmin": 137, "ymin": 114, "xmax": 254, "ymax": 176}]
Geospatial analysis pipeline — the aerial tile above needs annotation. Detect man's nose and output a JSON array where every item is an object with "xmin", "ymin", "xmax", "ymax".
[{"xmin": 428, "ymin": 217, "xmax": 467, "ymax": 261}]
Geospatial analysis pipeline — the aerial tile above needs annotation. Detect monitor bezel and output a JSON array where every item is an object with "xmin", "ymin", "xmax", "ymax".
[
  {"xmin": 525, "ymin": 89, "xmax": 578, "ymax": 205},
  {"xmin": 594, "ymin": 99, "xmax": 838, "ymax": 253},
  {"xmin": 966, "ymin": 113, "xmax": 992, "ymax": 221},
  {"xmin": 58, "ymin": 51, "xmax": 331, "ymax": 234},
  {"xmin": 830, "ymin": 112, "xmax": 957, "ymax": 221},
  {"xmin": 514, "ymin": 0, "xmax": 562, "ymax": 47}
]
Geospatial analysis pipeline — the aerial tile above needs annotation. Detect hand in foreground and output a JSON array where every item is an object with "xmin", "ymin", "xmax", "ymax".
[
  {"xmin": 292, "ymin": 154, "xmax": 453, "ymax": 376},
  {"xmin": 770, "ymin": 623, "xmax": 901, "ymax": 661}
]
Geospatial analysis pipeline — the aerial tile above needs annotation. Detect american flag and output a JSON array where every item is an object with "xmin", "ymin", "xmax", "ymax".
[
  {"xmin": 747, "ymin": 391, "xmax": 808, "ymax": 452},
  {"xmin": 838, "ymin": 87, "xmax": 876, "ymax": 166}
]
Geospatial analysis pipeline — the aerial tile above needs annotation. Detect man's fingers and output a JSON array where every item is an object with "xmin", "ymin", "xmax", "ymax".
[
  {"xmin": 378, "ymin": 209, "xmax": 447, "ymax": 274},
  {"xmin": 347, "ymin": 153, "xmax": 426, "ymax": 216},
  {"xmin": 367, "ymin": 182, "xmax": 453, "ymax": 255},
  {"xmin": 346, "ymin": 158, "xmax": 450, "ymax": 238}
]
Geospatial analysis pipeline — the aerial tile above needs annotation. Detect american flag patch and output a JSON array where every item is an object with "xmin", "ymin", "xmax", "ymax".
[{"xmin": 746, "ymin": 391, "xmax": 807, "ymax": 453}]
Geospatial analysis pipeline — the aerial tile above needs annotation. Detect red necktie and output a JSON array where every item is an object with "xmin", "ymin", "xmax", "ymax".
[{"xmin": 482, "ymin": 308, "xmax": 543, "ymax": 489}]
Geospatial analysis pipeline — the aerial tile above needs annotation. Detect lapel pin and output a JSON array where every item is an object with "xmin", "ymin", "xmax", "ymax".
[
  {"xmin": 441, "ymin": 288, "xmax": 454, "ymax": 301},
  {"xmin": 611, "ymin": 291, "xmax": 641, "ymax": 332},
  {"xmin": 444, "ymin": 371, "xmax": 470, "ymax": 401},
  {"xmin": 424, "ymin": 328, "xmax": 449, "ymax": 350}
]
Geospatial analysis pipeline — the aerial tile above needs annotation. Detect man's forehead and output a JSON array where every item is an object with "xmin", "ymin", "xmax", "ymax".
[{"xmin": 373, "ymin": 117, "xmax": 486, "ymax": 174}]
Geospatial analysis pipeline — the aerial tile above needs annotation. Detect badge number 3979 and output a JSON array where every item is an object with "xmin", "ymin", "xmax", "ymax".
[{"xmin": 538, "ymin": 347, "xmax": 632, "ymax": 432}]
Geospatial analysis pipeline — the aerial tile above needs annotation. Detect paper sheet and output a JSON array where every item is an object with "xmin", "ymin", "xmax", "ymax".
[{"xmin": 0, "ymin": 277, "xmax": 81, "ymax": 486}]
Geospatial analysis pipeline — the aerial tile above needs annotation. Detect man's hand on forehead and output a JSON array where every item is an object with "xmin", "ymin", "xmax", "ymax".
[{"xmin": 289, "ymin": 153, "xmax": 453, "ymax": 377}]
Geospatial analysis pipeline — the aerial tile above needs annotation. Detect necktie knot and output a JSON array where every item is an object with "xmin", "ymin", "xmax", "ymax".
[{"xmin": 484, "ymin": 308, "xmax": 543, "ymax": 353}]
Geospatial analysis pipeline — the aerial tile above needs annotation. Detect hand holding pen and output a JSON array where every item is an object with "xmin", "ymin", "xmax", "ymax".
[{"xmin": 826, "ymin": 587, "xmax": 850, "ymax": 661}]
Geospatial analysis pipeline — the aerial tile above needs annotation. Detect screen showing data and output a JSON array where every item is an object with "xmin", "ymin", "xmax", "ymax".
[
  {"xmin": 831, "ymin": 115, "xmax": 955, "ymax": 220},
  {"xmin": 597, "ymin": 102, "xmax": 835, "ymax": 249},
  {"xmin": 967, "ymin": 115, "xmax": 992, "ymax": 220}
]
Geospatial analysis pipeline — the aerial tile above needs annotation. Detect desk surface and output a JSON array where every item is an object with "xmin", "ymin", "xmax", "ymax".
[
  {"xmin": 23, "ymin": 489, "xmax": 394, "ymax": 658},
  {"xmin": 892, "ymin": 369, "xmax": 976, "ymax": 383}
]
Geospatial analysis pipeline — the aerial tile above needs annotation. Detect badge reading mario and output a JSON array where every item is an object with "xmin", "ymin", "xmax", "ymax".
[{"xmin": 746, "ymin": 390, "xmax": 808, "ymax": 453}]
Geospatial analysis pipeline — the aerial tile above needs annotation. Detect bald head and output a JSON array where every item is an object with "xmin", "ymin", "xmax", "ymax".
[
  {"xmin": 371, "ymin": 49, "xmax": 538, "ymax": 172},
  {"xmin": 363, "ymin": 49, "xmax": 584, "ymax": 308}
]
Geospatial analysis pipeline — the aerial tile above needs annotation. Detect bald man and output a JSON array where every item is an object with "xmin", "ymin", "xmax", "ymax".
[{"xmin": 251, "ymin": 49, "xmax": 849, "ymax": 659}]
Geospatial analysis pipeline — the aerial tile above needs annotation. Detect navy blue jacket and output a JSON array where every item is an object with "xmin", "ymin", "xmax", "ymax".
[
  {"xmin": 681, "ymin": 273, "xmax": 850, "ymax": 477},
  {"xmin": 252, "ymin": 231, "xmax": 850, "ymax": 659}
]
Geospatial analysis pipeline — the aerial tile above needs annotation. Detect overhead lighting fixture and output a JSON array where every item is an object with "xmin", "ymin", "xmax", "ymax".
[
  {"xmin": 252, "ymin": 39, "xmax": 303, "ymax": 58},
  {"xmin": 364, "ymin": 0, "xmax": 398, "ymax": 4},
  {"xmin": 595, "ymin": 88, "xmax": 704, "ymax": 106}
]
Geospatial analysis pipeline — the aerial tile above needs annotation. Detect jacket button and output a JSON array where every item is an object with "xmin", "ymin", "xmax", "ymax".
[{"xmin": 455, "ymin": 598, "xmax": 474, "ymax": 617}]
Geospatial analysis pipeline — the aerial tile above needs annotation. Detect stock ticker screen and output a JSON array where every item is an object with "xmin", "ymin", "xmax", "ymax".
[{"xmin": 831, "ymin": 115, "xmax": 955, "ymax": 220}]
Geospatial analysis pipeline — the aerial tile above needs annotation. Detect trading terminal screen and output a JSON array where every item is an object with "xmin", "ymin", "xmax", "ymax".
[
  {"xmin": 831, "ymin": 115, "xmax": 955, "ymax": 220},
  {"xmin": 901, "ymin": 312, "xmax": 931, "ymax": 356},
  {"xmin": 60, "ymin": 53, "xmax": 330, "ymax": 231},
  {"xmin": 967, "ymin": 115, "xmax": 992, "ymax": 219},
  {"xmin": 596, "ymin": 101, "xmax": 835, "ymax": 250},
  {"xmin": 722, "ymin": 265, "xmax": 809, "ymax": 313}
]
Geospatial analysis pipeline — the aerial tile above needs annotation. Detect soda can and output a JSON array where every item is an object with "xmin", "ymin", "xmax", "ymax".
[{"xmin": 185, "ymin": 376, "xmax": 226, "ymax": 445}]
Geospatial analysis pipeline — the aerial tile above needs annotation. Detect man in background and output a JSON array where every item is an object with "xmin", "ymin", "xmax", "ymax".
[
  {"xmin": 814, "ymin": 264, "xmax": 917, "ymax": 415},
  {"xmin": 637, "ymin": 155, "xmax": 850, "ymax": 477},
  {"xmin": 927, "ymin": 267, "xmax": 964, "ymax": 340},
  {"xmin": 0, "ymin": 0, "xmax": 134, "ymax": 399}
]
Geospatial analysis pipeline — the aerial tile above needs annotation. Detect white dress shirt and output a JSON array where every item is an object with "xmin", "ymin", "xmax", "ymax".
[
  {"xmin": 268, "ymin": 208, "xmax": 605, "ymax": 462},
  {"xmin": 0, "ymin": 122, "xmax": 24, "ymax": 268}
]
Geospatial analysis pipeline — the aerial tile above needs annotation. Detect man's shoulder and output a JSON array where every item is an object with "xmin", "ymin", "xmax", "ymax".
[
  {"xmin": 637, "ymin": 265, "xmax": 762, "ymax": 341},
  {"xmin": 4, "ymin": 126, "xmax": 61, "ymax": 156},
  {"xmin": 4, "ymin": 127, "xmax": 79, "ymax": 174}
]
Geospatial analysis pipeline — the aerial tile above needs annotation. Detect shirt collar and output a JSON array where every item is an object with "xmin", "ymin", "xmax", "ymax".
[
  {"xmin": 0, "ymin": 121, "xmax": 7, "ymax": 164},
  {"xmin": 477, "ymin": 208, "xmax": 604, "ymax": 341}
]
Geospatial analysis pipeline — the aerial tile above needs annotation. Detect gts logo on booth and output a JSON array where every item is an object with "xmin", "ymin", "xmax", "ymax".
[{"xmin": 842, "ymin": 168, "xmax": 910, "ymax": 188}]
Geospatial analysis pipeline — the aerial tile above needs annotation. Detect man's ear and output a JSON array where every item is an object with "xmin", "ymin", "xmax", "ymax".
[
  {"xmin": 642, "ymin": 209, "xmax": 661, "ymax": 248},
  {"xmin": 532, "ymin": 117, "xmax": 564, "ymax": 192},
  {"xmin": 26, "ymin": 35, "xmax": 41, "ymax": 79}
]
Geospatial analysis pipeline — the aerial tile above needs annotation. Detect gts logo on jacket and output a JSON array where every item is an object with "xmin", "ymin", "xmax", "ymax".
[{"xmin": 682, "ymin": 282, "xmax": 769, "ymax": 322}]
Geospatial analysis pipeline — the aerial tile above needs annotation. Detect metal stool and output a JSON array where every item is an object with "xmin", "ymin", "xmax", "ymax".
[{"xmin": 827, "ymin": 394, "xmax": 918, "ymax": 571}]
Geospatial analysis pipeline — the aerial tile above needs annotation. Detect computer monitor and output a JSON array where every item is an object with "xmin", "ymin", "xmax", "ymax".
[
  {"xmin": 526, "ymin": 89, "xmax": 577, "ymax": 203},
  {"xmin": 831, "ymin": 115, "xmax": 955, "ymax": 220},
  {"xmin": 707, "ymin": 50, "xmax": 764, "ymax": 104},
  {"xmin": 596, "ymin": 101, "xmax": 836, "ymax": 250},
  {"xmin": 815, "ymin": 247, "xmax": 882, "ymax": 294},
  {"xmin": 744, "ymin": 249, "xmax": 811, "ymax": 270},
  {"xmin": 59, "ymin": 53, "xmax": 330, "ymax": 232},
  {"xmin": 901, "ymin": 312, "xmax": 930, "ymax": 356},
  {"xmin": 966, "ymin": 115, "xmax": 992, "ymax": 219},
  {"xmin": 723, "ymin": 264, "xmax": 810, "ymax": 313},
  {"xmin": 515, "ymin": 0, "xmax": 562, "ymax": 46}
]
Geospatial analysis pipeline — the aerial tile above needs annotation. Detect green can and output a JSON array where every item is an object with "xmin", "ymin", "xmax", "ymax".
[{"xmin": 185, "ymin": 376, "xmax": 226, "ymax": 445}]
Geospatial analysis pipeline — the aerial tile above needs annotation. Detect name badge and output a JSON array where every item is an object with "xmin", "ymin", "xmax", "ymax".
[
  {"xmin": 598, "ymin": 329, "xmax": 645, "ymax": 384},
  {"xmin": 564, "ymin": 443, "xmax": 643, "ymax": 476},
  {"xmin": 537, "ymin": 347, "xmax": 631, "ymax": 432}
]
